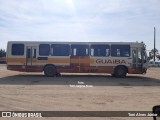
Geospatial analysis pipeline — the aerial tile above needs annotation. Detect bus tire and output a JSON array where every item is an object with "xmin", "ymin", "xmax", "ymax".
[
  {"xmin": 114, "ymin": 66, "xmax": 127, "ymax": 78},
  {"xmin": 111, "ymin": 73, "xmax": 116, "ymax": 77},
  {"xmin": 44, "ymin": 65, "xmax": 57, "ymax": 77},
  {"xmin": 56, "ymin": 72, "xmax": 61, "ymax": 77}
]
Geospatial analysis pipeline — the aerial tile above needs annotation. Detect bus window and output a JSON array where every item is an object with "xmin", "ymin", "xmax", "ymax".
[
  {"xmin": 111, "ymin": 45, "xmax": 130, "ymax": 57},
  {"xmin": 51, "ymin": 44, "xmax": 70, "ymax": 56},
  {"xmin": 27, "ymin": 49, "xmax": 31, "ymax": 58},
  {"xmin": 33, "ymin": 48, "xmax": 36, "ymax": 58},
  {"xmin": 132, "ymin": 49, "xmax": 136, "ymax": 63},
  {"xmin": 39, "ymin": 44, "xmax": 50, "ymax": 56},
  {"xmin": 90, "ymin": 45, "xmax": 110, "ymax": 56},
  {"xmin": 12, "ymin": 44, "xmax": 24, "ymax": 56},
  {"xmin": 71, "ymin": 45, "xmax": 89, "ymax": 56},
  {"xmin": 138, "ymin": 49, "xmax": 142, "ymax": 63},
  {"xmin": 73, "ymin": 48, "xmax": 77, "ymax": 56}
]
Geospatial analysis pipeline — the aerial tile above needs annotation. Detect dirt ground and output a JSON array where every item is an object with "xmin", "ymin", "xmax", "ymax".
[{"xmin": 0, "ymin": 64, "xmax": 160, "ymax": 120}]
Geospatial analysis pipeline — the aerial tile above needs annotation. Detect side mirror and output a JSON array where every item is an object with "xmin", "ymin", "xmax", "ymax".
[{"xmin": 153, "ymin": 105, "xmax": 160, "ymax": 120}]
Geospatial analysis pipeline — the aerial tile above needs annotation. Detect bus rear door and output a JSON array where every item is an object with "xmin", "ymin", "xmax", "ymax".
[
  {"xmin": 26, "ymin": 46, "xmax": 37, "ymax": 71},
  {"xmin": 70, "ymin": 45, "xmax": 89, "ymax": 73}
]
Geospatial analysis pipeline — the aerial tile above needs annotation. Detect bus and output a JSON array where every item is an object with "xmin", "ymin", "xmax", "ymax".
[{"xmin": 6, "ymin": 41, "xmax": 148, "ymax": 77}]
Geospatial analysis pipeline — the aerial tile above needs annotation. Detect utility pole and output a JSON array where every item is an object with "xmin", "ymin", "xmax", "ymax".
[{"xmin": 154, "ymin": 27, "xmax": 156, "ymax": 62}]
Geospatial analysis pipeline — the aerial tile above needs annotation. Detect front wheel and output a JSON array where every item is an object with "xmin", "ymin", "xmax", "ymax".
[
  {"xmin": 114, "ymin": 66, "xmax": 127, "ymax": 78},
  {"xmin": 44, "ymin": 65, "xmax": 57, "ymax": 77}
]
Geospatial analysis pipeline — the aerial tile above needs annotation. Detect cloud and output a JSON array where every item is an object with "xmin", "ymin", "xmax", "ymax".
[{"xmin": 0, "ymin": 0, "xmax": 160, "ymax": 51}]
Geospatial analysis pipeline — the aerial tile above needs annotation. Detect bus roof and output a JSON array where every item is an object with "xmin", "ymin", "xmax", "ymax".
[{"xmin": 7, "ymin": 41, "xmax": 145, "ymax": 45}]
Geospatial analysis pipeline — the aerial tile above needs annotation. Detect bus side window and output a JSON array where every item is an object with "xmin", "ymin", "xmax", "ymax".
[
  {"xmin": 91, "ymin": 49, "xmax": 94, "ymax": 56},
  {"xmin": 106, "ymin": 49, "xmax": 110, "ymax": 56},
  {"xmin": 86, "ymin": 48, "xmax": 88, "ymax": 55},
  {"xmin": 51, "ymin": 44, "xmax": 70, "ymax": 56},
  {"xmin": 138, "ymin": 49, "xmax": 142, "ymax": 63},
  {"xmin": 33, "ymin": 49, "xmax": 36, "ymax": 58},
  {"xmin": 132, "ymin": 49, "xmax": 136, "ymax": 63},
  {"xmin": 27, "ymin": 49, "xmax": 31, "ymax": 58},
  {"xmin": 12, "ymin": 44, "xmax": 24, "ymax": 56},
  {"xmin": 90, "ymin": 45, "xmax": 110, "ymax": 57},
  {"xmin": 39, "ymin": 44, "xmax": 50, "ymax": 56},
  {"xmin": 73, "ymin": 48, "xmax": 77, "ymax": 56},
  {"xmin": 117, "ymin": 49, "xmax": 120, "ymax": 56},
  {"xmin": 111, "ymin": 45, "xmax": 130, "ymax": 57},
  {"xmin": 71, "ymin": 45, "xmax": 89, "ymax": 56}
]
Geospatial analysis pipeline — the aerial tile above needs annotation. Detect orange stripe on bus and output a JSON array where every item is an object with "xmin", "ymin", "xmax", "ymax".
[
  {"xmin": 7, "ymin": 58, "xmax": 95, "ymax": 64},
  {"xmin": 7, "ymin": 58, "xmax": 26, "ymax": 63},
  {"xmin": 70, "ymin": 58, "xmax": 94, "ymax": 64},
  {"xmin": 47, "ymin": 58, "xmax": 69, "ymax": 63},
  {"xmin": 36, "ymin": 58, "xmax": 70, "ymax": 63}
]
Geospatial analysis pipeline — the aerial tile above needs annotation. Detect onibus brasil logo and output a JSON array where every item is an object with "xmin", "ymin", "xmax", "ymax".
[{"xmin": 1, "ymin": 112, "xmax": 42, "ymax": 118}]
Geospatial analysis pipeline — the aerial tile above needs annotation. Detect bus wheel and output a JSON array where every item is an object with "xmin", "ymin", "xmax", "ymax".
[
  {"xmin": 111, "ymin": 73, "xmax": 116, "ymax": 77},
  {"xmin": 115, "ymin": 66, "xmax": 127, "ymax": 78},
  {"xmin": 44, "ymin": 65, "xmax": 57, "ymax": 77}
]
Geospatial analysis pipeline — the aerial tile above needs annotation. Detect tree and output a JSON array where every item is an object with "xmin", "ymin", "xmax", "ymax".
[
  {"xmin": 148, "ymin": 48, "xmax": 160, "ymax": 61},
  {"xmin": 0, "ymin": 49, "xmax": 6, "ymax": 57},
  {"xmin": 157, "ymin": 54, "xmax": 160, "ymax": 60}
]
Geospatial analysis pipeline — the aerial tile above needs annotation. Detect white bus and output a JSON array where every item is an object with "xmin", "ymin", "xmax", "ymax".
[{"xmin": 6, "ymin": 41, "xmax": 148, "ymax": 77}]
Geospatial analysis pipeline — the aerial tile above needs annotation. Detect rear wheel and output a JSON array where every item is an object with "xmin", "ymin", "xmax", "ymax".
[
  {"xmin": 111, "ymin": 73, "xmax": 116, "ymax": 77},
  {"xmin": 44, "ymin": 65, "xmax": 57, "ymax": 77},
  {"xmin": 114, "ymin": 66, "xmax": 127, "ymax": 78}
]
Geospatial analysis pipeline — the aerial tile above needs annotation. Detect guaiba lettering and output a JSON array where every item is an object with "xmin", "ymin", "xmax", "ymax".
[{"xmin": 96, "ymin": 59, "xmax": 126, "ymax": 64}]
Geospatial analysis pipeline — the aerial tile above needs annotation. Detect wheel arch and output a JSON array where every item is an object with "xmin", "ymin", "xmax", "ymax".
[
  {"xmin": 114, "ymin": 65, "xmax": 128, "ymax": 73},
  {"xmin": 43, "ymin": 64, "xmax": 56, "ymax": 71}
]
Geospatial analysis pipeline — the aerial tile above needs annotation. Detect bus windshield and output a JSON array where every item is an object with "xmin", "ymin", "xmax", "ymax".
[{"xmin": 143, "ymin": 48, "xmax": 148, "ymax": 63}]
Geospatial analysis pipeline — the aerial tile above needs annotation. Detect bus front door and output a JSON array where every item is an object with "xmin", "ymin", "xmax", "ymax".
[
  {"xmin": 132, "ymin": 48, "xmax": 143, "ymax": 73},
  {"xmin": 26, "ymin": 46, "xmax": 37, "ymax": 71}
]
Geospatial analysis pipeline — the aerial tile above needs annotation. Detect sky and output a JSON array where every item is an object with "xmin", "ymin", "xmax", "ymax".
[{"xmin": 0, "ymin": 0, "xmax": 160, "ymax": 52}]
